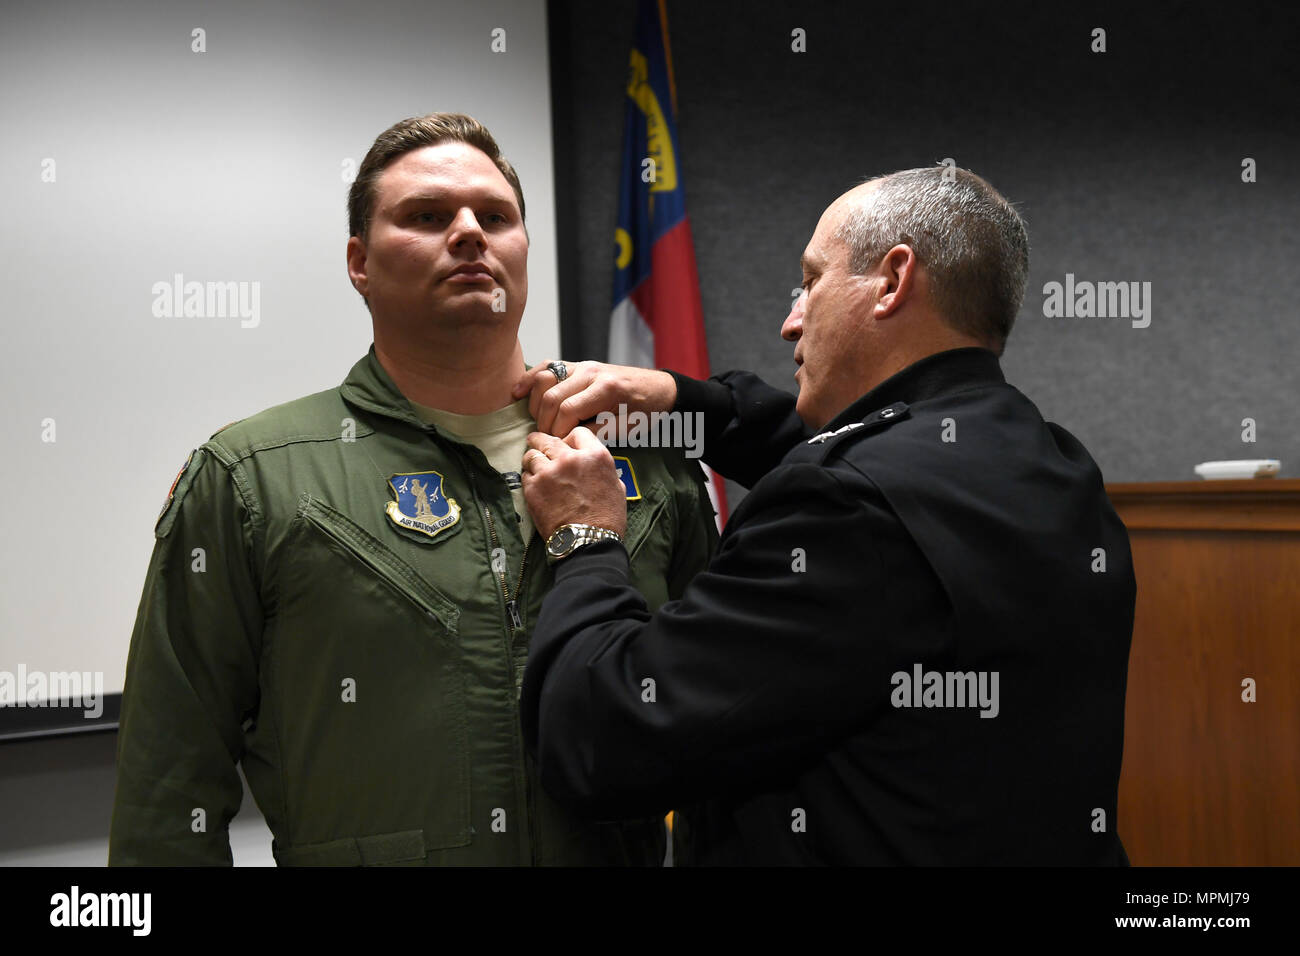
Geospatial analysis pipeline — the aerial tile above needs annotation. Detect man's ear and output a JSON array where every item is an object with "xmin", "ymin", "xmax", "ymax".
[
  {"xmin": 346, "ymin": 235, "xmax": 368, "ymax": 298},
  {"xmin": 875, "ymin": 244, "xmax": 916, "ymax": 318}
]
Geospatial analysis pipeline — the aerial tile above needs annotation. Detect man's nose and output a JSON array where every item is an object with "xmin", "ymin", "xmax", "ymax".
[
  {"xmin": 448, "ymin": 207, "xmax": 486, "ymax": 249},
  {"xmin": 781, "ymin": 294, "xmax": 804, "ymax": 342}
]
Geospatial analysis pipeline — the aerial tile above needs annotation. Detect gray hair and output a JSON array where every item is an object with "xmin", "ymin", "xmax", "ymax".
[{"xmin": 836, "ymin": 166, "xmax": 1029, "ymax": 354}]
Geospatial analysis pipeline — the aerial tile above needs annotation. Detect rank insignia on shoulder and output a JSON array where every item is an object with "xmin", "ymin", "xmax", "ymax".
[
  {"xmin": 385, "ymin": 470, "xmax": 461, "ymax": 539},
  {"xmin": 612, "ymin": 456, "xmax": 642, "ymax": 501},
  {"xmin": 808, "ymin": 422, "xmax": 863, "ymax": 445},
  {"xmin": 807, "ymin": 402, "xmax": 909, "ymax": 444}
]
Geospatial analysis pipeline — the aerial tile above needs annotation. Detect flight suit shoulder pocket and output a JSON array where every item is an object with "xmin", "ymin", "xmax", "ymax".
[
  {"xmin": 297, "ymin": 493, "xmax": 460, "ymax": 633},
  {"xmin": 275, "ymin": 829, "xmax": 427, "ymax": 866}
]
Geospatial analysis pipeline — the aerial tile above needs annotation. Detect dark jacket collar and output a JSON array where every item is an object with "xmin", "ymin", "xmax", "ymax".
[{"xmin": 821, "ymin": 347, "xmax": 1006, "ymax": 432}]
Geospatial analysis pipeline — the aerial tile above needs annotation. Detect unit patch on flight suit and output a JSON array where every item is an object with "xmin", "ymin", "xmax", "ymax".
[
  {"xmin": 155, "ymin": 448, "xmax": 201, "ymax": 538},
  {"xmin": 612, "ymin": 456, "xmax": 642, "ymax": 501},
  {"xmin": 385, "ymin": 471, "xmax": 461, "ymax": 539}
]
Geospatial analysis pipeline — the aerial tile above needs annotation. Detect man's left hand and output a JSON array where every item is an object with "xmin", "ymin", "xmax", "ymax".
[{"xmin": 522, "ymin": 427, "xmax": 628, "ymax": 541}]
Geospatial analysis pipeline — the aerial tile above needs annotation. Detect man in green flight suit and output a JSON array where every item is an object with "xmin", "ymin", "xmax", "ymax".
[{"xmin": 108, "ymin": 113, "xmax": 718, "ymax": 866}]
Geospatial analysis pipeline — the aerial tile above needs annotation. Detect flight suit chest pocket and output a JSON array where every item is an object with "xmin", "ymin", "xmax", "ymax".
[
  {"xmin": 625, "ymin": 485, "xmax": 668, "ymax": 561},
  {"xmin": 623, "ymin": 481, "xmax": 672, "ymax": 610},
  {"xmin": 268, "ymin": 494, "xmax": 470, "ymax": 852},
  {"xmin": 297, "ymin": 494, "xmax": 460, "ymax": 631}
]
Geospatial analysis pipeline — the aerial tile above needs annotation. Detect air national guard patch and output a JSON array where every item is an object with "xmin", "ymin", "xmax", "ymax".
[
  {"xmin": 612, "ymin": 456, "xmax": 642, "ymax": 501},
  {"xmin": 385, "ymin": 471, "xmax": 461, "ymax": 539}
]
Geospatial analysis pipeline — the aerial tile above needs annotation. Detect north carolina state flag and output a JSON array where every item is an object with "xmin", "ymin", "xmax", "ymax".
[{"xmin": 607, "ymin": 0, "xmax": 728, "ymax": 527}]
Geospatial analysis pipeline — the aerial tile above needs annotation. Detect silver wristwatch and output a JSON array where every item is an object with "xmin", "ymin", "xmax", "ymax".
[{"xmin": 545, "ymin": 523, "xmax": 623, "ymax": 563}]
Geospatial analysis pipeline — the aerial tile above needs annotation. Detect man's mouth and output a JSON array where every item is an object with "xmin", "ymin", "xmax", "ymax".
[{"xmin": 445, "ymin": 263, "xmax": 495, "ymax": 283}]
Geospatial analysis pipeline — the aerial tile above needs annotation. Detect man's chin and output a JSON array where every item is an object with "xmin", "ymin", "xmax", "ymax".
[
  {"xmin": 794, "ymin": 395, "xmax": 821, "ymax": 431},
  {"xmin": 432, "ymin": 298, "xmax": 521, "ymax": 325}
]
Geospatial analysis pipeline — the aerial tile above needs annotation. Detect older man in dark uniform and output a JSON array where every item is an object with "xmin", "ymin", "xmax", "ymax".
[{"xmin": 513, "ymin": 166, "xmax": 1135, "ymax": 865}]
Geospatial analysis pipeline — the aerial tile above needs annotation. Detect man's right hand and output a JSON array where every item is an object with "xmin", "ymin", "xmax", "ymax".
[{"xmin": 512, "ymin": 361, "xmax": 678, "ymax": 437}]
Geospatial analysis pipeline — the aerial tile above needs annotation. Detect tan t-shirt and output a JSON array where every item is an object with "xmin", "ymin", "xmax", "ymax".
[{"xmin": 408, "ymin": 398, "xmax": 537, "ymax": 546}]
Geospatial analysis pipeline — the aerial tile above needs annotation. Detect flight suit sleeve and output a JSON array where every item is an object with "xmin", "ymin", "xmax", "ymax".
[
  {"xmin": 521, "ymin": 463, "xmax": 939, "ymax": 820},
  {"xmin": 668, "ymin": 370, "xmax": 812, "ymax": 488},
  {"xmin": 108, "ymin": 446, "xmax": 264, "ymax": 865}
]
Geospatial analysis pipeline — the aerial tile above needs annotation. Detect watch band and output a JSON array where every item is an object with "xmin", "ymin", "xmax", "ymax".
[{"xmin": 545, "ymin": 523, "xmax": 623, "ymax": 563}]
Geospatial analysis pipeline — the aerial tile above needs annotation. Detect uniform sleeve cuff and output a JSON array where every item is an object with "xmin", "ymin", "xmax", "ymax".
[
  {"xmin": 551, "ymin": 537, "xmax": 629, "ymax": 582},
  {"xmin": 664, "ymin": 370, "xmax": 733, "ymax": 420}
]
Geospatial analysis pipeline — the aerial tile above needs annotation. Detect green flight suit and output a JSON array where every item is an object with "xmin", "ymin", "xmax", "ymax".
[{"xmin": 109, "ymin": 345, "xmax": 717, "ymax": 865}]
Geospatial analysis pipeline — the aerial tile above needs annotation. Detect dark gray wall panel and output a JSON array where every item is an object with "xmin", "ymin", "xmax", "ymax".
[{"xmin": 552, "ymin": 0, "xmax": 1299, "ymax": 485}]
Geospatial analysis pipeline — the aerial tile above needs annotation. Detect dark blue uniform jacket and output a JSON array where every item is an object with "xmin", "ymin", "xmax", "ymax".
[{"xmin": 520, "ymin": 347, "xmax": 1135, "ymax": 865}]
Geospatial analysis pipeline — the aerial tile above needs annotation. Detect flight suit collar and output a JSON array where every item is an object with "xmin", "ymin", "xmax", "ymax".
[
  {"xmin": 339, "ymin": 343, "xmax": 439, "ymax": 432},
  {"xmin": 339, "ymin": 344, "xmax": 540, "ymax": 437},
  {"xmin": 821, "ymin": 347, "xmax": 1006, "ymax": 433}
]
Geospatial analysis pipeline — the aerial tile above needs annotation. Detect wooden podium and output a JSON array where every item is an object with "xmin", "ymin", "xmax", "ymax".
[{"xmin": 1107, "ymin": 479, "xmax": 1300, "ymax": 865}]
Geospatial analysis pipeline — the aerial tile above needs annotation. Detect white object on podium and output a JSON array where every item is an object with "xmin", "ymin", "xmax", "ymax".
[{"xmin": 1193, "ymin": 459, "xmax": 1282, "ymax": 479}]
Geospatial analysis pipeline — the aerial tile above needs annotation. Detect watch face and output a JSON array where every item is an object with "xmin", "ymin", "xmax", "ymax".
[{"xmin": 548, "ymin": 526, "xmax": 575, "ymax": 556}]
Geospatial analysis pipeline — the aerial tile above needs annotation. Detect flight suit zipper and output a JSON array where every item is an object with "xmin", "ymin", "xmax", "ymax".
[
  {"xmin": 493, "ymin": 525, "xmax": 539, "ymax": 866},
  {"xmin": 482, "ymin": 502, "xmax": 533, "ymax": 633},
  {"xmin": 442, "ymin": 437, "xmax": 540, "ymax": 865}
]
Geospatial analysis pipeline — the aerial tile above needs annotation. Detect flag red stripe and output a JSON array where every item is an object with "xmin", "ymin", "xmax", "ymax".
[{"xmin": 628, "ymin": 217, "xmax": 712, "ymax": 377}]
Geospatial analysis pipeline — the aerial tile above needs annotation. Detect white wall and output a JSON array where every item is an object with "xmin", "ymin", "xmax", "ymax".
[
  {"xmin": 0, "ymin": 0, "xmax": 559, "ymax": 703},
  {"xmin": 0, "ymin": 0, "xmax": 557, "ymax": 866}
]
